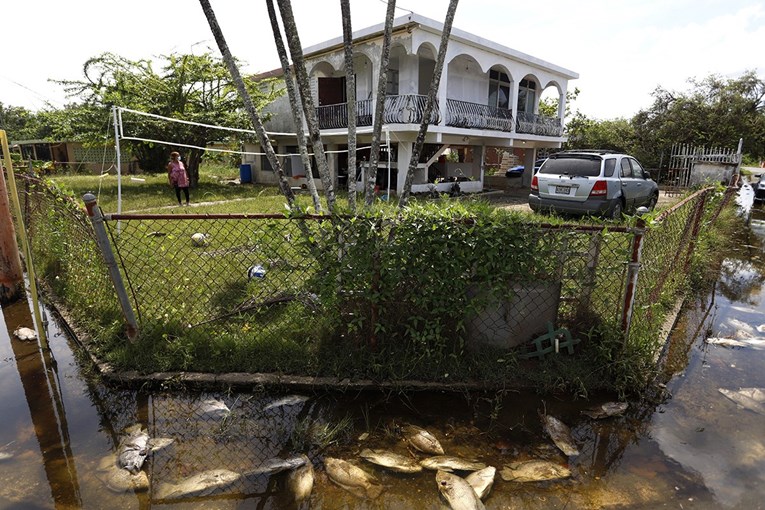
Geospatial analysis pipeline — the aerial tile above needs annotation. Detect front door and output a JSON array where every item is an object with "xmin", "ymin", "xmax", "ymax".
[{"xmin": 318, "ymin": 77, "xmax": 346, "ymax": 106}]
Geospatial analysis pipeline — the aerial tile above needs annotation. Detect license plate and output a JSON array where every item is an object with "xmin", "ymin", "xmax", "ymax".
[{"xmin": 555, "ymin": 185, "xmax": 571, "ymax": 195}]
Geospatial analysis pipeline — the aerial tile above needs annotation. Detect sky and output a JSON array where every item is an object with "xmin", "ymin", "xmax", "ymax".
[{"xmin": 2, "ymin": 0, "xmax": 763, "ymax": 120}]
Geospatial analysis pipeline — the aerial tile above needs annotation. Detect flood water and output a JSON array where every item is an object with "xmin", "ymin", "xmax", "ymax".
[{"xmin": 2, "ymin": 202, "xmax": 765, "ymax": 509}]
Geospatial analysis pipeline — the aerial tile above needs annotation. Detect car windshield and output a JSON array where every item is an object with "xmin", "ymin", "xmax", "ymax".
[{"xmin": 539, "ymin": 155, "xmax": 601, "ymax": 177}]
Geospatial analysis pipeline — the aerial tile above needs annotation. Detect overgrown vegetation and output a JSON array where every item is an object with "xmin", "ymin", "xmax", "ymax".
[{"xmin": 17, "ymin": 168, "xmax": 738, "ymax": 397}]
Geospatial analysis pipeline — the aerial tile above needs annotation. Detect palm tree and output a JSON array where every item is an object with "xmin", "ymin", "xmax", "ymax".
[
  {"xmin": 265, "ymin": 0, "xmax": 322, "ymax": 213},
  {"xmin": 197, "ymin": 0, "xmax": 298, "ymax": 210},
  {"xmin": 398, "ymin": 0, "xmax": 459, "ymax": 209},
  {"xmin": 341, "ymin": 0, "xmax": 357, "ymax": 213},
  {"xmin": 276, "ymin": 0, "xmax": 337, "ymax": 214},
  {"xmin": 365, "ymin": 0, "xmax": 397, "ymax": 207}
]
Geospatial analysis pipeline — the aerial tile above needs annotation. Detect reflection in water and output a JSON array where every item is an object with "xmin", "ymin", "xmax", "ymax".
[{"xmin": 2, "ymin": 299, "xmax": 81, "ymax": 508}]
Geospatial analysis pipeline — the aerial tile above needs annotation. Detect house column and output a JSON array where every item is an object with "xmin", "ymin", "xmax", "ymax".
[
  {"xmin": 327, "ymin": 144, "xmax": 338, "ymax": 190},
  {"xmin": 478, "ymin": 144, "xmax": 486, "ymax": 191},
  {"xmin": 438, "ymin": 67, "xmax": 448, "ymax": 128},
  {"xmin": 397, "ymin": 141, "xmax": 413, "ymax": 195},
  {"xmin": 510, "ymin": 81, "xmax": 520, "ymax": 133}
]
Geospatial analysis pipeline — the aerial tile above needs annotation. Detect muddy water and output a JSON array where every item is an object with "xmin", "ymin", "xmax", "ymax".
[{"xmin": 2, "ymin": 210, "xmax": 765, "ymax": 509}]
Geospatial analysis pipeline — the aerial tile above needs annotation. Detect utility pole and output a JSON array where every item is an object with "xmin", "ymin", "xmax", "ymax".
[{"xmin": 0, "ymin": 130, "xmax": 24, "ymax": 304}]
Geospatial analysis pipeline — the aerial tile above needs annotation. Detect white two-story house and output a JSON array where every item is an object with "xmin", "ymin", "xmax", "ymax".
[{"xmin": 244, "ymin": 12, "xmax": 578, "ymax": 195}]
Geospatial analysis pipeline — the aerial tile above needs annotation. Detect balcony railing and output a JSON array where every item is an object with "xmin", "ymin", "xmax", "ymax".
[
  {"xmin": 383, "ymin": 94, "xmax": 440, "ymax": 125},
  {"xmin": 445, "ymin": 99, "xmax": 514, "ymax": 132},
  {"xmin": 316, "ymin": 99, "xmax": 372, "ymax": 129},
  {"xmin": 515, "ymin": 111, "xmax": 563, "ymax": 137}
]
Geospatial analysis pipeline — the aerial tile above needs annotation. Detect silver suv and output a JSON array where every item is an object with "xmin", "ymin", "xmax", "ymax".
[{"xmin": 528, "ymin": 151, "xmax": 659, "ymax": 218}]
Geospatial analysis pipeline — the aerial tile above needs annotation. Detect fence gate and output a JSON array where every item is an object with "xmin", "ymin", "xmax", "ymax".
[{"xmin": 665, "ymin": 142, "xmax": 741, "ymax": 196}]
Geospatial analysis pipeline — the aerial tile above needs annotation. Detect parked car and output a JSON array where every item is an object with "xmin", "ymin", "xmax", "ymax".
[
  {"xmin": 755, "ymin": 174, "xmax": 765, "ymax": 201},
  {"xmin": 505, "ymin": 158, "xmax": 547, "ymax": 178},
  {"xmin": 528, "ymin": 151, "xmax": 659, "ymax": 218}
]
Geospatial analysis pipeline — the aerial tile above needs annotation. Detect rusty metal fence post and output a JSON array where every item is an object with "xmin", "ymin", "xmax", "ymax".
[
  {"xmin": 621, "ymin": 218, "xmax": 646, "ymax": 337},
  {"xmin": 83, "ymin": 193, "xmax": 138, "ymax": 340}
]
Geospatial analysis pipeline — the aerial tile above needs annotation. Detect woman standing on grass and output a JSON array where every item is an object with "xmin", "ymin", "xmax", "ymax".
[{"xmin": 167, "ymin": 151, "xmax": 190, "ymax": 206}]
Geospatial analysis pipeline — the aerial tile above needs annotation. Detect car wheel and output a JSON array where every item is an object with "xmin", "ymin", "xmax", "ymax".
[
  {"xmin": 646, "ymin": 193, "xmax": 658, "ymax": 211},
  {"xmin": 609, "ymin": 200, "xmax": 623, "ymax": 219}
]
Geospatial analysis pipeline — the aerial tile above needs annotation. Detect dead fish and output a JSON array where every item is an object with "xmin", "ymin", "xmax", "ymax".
[
  {"xmin": 719, "ymin": 387, "xmax": 765, "ymax": 415},
  {"xmin": 582, "ymin": 402, "xmax": 629, "ymax": 419},
  {"xmin": 541, "ymin": 414, "xmax": 580, "ymax": 456},
  {"xmin": 436, "ymin": 470, "xmax": 486, "ymax": 510},
  {"xmin": 12, "ymin": 327, "xmax": 37, "ymax": 341},
  {"xmin": 156, "ymin": 469, "xmax": 242, "ymax": 500},
  {"xmin": 359, "ymin": 448, "xmax": 423, "ymax": 473},
  {"xmin": 465, "ymin": 466, "xmax": 495, "ymax": 500},
  {"xmin": 286, "ymin": 454, "xmax": 314, "ymax": 504},
  {"xmin": 244, "ymin": 455, "xmax": 307, "ymax": 477},
  {"xmin": 420, "ymin": 455, "xmax": 487, "ymax": 473},
  {"xmin": 147, "ymin": 437, "xmax": 174, "ymax": 452},
  {"xmin": 198, "ymin": 398, "xmax": 230, "ymax": 419},
  {"xmin": 117, "ymin": 428, "xmax": 150, "ymax": 474},
  {"xmin": 706, "ymin": 337, "xmax": 765, "ymax": 349},
  {"xmin": 500, "ymin": 460, "xmax": 571, "ymax": 483},
  {"xmin": 324, "ymin": 457, "xmax": 382, "ymax": 499},
  {"xmin": 96, "ymin": 455, "xmax": 150, "ymax": 493},
  {"xmin": 402, "ymin": 424, "xmax": 444, "ymax": 455},
  {"xmin": 263, "ymin": 395, "xmax": 310, "ymax": 412},
  {"xmin": 0, "ymin": 452, "xmax": 13, "ymax": 462}
]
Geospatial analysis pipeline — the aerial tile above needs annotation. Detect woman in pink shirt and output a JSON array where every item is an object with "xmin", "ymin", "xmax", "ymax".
[{"xmin": 166, "ymin": 151, "xmax": 190, "ymax": 205}]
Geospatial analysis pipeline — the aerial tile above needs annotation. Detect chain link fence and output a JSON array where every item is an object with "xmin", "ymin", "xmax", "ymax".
[{"xmin": 11, "ymin": 170, "xmax": 736, "ymax": 380}]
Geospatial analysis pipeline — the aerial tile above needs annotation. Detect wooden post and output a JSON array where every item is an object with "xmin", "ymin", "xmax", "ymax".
[{"xmin": 0, "ymin": 130, "xmax": 24, "ymax": 303}]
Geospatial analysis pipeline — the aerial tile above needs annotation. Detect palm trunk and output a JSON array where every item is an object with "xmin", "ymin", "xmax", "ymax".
[
  {"xmin": 197, "ymin": 0, "xmax": 297, "ymax": 210},
  {"xmin": 276, "ymin": 0, "xmax": 337, "ymax": 214},
  {"xmin": 365, "ymin": 0, "xmax": 396, "ymax": 206},
  {"xmin": 398, "ymin": 0, "xmax": 459, "ymax": 209},
  {"xmin": 341, "ymin": 0, "xmax": 357, "ymax": 214},
  {"xmin": 265, "ymin": 0, "xmax": 323, "ymax": 214}
]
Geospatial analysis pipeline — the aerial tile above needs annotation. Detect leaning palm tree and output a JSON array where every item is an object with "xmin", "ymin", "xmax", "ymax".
[
  {"xmin": 197, "ymin": 0, "xmax": 298, "ymax": 211},
  {"xmin": 276, "ymin": 0, "xmax": 337, "ymax": 214},
  {"xmin": 341, "ymin": 0, "xmax": 357, "ymax": 213},
  {"xmin": 265, "ymin": 0, "xmax": 322, "ymax": 213},
  {"xmin": 398, "ymin": 0, "xmax": 459, "ymax": 209},
  {"xmin": 365, "ymin": 0, "xmax": 397, "ymax": 207}
]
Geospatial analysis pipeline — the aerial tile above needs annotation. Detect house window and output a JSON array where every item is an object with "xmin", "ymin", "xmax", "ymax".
[
  {"xmin": 488, "ymin": 69, "xmax": 510, "ymax": 109},
  {"xmin": 517, "ymin": 78, "xmax": 537, "ymax": 113}
]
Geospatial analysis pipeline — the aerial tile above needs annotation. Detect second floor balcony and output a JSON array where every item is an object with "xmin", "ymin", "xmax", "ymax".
[{"xmin": 315, "ymin": 94, "xmax": 562, "ymax": 137}]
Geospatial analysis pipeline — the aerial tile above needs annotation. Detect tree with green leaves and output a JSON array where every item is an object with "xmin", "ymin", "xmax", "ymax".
[
  {"xmin": 633, "ymin": 70, "xmax": 765, "ymax": 166},
  {"xmin": 54, "ymin": 52, "xmax": 281, "ymax": 186}
]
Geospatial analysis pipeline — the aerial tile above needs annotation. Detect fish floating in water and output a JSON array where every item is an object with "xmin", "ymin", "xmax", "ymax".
[
  {"xmin": 465, "ymin": 466, "xmax": 496, "ymax": 500},
  {"xmin": 12, "ymin": 327, "xmax": 37, "ymax": 341},
  {"xmin": 359, "ymin": 448, "xmax": 422, "ymax": 473},
  {"xmin": 117, "ymin": 428, "xmax": 150, "ymax": 474},
  {"xmin": 95, "ymin": 454, "xmax": 150, "ymax": 493},
  {"xmin": 718, "ymin": 387, "xmax": 765, "ymax": 415},
  {"xmin": 324, "ymin": 457, "xmax": 382, "ymax": 499},
  {"xmin": 500, "ymin": 459, "xmax": 571, "ymax": 483},
  {"xmin": 582, "ymin": 402, "xmax": 629, "ymax": 419},
  {"xmin": 198, "ymin": 398, "xmax": 231, "ymax": 419},
  {"xmin": 402, "ymin": 424, "xmax": 444, "ymax": 455},
  {"xmin": 244, "ymin": 455, "xmax": 307, "ymax": 477},
  {"xmin": 436, "ymin": 470, "xmax": 486, "ymax": 510},
  {"xmin": 286, "ymin": 454, "xmax": 314, "ymax": 505},
  {"xmin": 156, "ymin": 469, "xmax": 242, "ymax": 500},
  {"xmin": 420, "ymin": 455, "xmax": 487, "ymax": 473},
  {"xmin": 541, "ymin": 414, "xmax": 580, "ymax": 456},
  {"xmin": 263, "ymin": 394, "xmax": 310, "ymax": 412},
  {"xmin": 705, "ymin": 337, "xmax": 765, "ymax": 349}
]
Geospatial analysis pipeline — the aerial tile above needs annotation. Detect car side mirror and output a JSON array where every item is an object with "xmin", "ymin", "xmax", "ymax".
[{"xmin": 636, "ymin": 206, "xmax": 650, "ymax": 216}]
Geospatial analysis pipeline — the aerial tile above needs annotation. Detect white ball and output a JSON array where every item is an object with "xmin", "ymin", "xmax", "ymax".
[
  {"xmin": 247, "ymin": 264, "xmax": 266, "ymax": 280},
  {"xmin": 191, "ymin": 233, "xmax": 207, "ymax": 247}
]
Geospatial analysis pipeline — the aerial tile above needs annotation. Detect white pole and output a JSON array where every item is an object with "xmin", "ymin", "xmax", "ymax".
[
  {"xmin": 386, "ymin": 128, "xmax": 391, "ymax": 199},
  {"xmin": 112, "ymin": 106, "xmax": 122, "ymax": 216}
]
